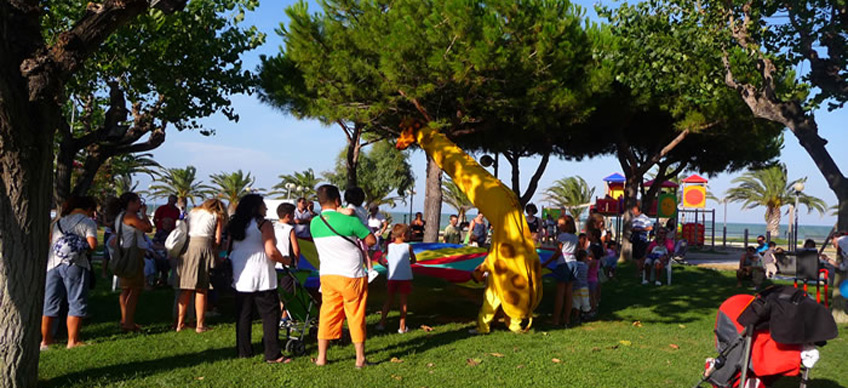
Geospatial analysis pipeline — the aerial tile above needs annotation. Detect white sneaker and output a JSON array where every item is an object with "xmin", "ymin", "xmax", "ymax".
[
  {"xmin": 641, "ymin": 279, "xmax": 649, "ymax": 285},
  {"xmin": 398, "ymin": 327, "xmax": 408, "ymax": 334},
  {"xmin": 655, "ymin": 281, "xmax": 662, "ymax": 286}
]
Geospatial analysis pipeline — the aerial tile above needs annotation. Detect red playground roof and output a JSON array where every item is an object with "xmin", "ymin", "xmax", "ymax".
[{"xmin": 682, "ymin": 174, "xmax": 708, "ymax": 184}]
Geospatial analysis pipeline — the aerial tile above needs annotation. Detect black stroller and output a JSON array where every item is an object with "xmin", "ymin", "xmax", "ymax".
[
  {"xmin": 277, "ymin": 266, "xmax": 320, "ymax": 357},
  {"xmin": 693, "ymin": 286, "xmax": 838, "ymax": 388}
]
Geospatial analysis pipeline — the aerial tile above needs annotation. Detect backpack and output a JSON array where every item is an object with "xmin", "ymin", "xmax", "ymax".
[
  {"xmin": 52, "ymin": 218, "xmax": 90, "ymax": 265},
  {"xmin": 164, "ymin": 218, "xmax": 189, "ymax": 258},
  {"xmin": 109, "ymin": 212, "xmax": 143, "ymax": 278}
]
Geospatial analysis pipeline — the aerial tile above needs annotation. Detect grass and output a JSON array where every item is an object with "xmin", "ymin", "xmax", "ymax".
[{"xmin": 39, "ymin": 262, "xmax": 847, "ymax": 388}]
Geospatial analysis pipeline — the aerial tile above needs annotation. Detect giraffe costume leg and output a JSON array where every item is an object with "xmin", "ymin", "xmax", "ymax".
[{"xmin": 397, "ymin": 123, "xmax": 542, "ymax": 330}]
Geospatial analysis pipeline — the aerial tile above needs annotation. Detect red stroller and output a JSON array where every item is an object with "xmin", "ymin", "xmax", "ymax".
[{"xmin": 694, "ymin": 286, "xmax": 838, "ymax": 388}]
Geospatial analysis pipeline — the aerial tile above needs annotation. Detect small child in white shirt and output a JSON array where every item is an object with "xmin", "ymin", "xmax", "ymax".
[
  {"xmin": 377, "ymin": 223, "xmax": 417, "ymax": 334},
  {"xmin": 274, "ymin": 203, "xmax": 300, "ymax": 326}
]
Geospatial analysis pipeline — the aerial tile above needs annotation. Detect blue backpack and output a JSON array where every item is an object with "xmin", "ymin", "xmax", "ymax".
[{"xmin": 52, "ymin": 218, "xmax": 90, "ymax": 265}]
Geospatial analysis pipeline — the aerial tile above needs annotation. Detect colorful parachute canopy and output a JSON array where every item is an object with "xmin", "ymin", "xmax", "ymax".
[{"xmin": 291, "ymin": 240, "xmax": 559, "ymax": 289}]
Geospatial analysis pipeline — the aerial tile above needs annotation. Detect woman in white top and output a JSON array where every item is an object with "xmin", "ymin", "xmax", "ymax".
[
  {"xmin": 227, "ymin": 194, "xmax": 291, "ymax": 363},
  {"xmin": 541, "ymin": 215, "xmax": 579, "ymax": 326},
  {"xmin": 41, "ymin": 196, "xmax": 98, "ymax": 350},
  {"xmin": 114, "ymin": 192, "xmax": 152, "ymax": 332},
  {"xmin": 176, "ymin": 198, "xmax": 227, "ymax": 332}
]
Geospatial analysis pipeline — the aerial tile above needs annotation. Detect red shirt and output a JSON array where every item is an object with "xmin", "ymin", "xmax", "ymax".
[{"xmin": 153, "ymin": 204, "xmax": 180, "ymax": 231}]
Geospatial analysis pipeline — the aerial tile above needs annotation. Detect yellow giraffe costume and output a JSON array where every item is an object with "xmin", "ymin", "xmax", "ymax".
[{"xmin": 397, "ymin": 122, "xmax": 543, "ymax": 331}]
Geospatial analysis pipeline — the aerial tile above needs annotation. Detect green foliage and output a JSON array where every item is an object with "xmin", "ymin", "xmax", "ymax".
[
  {"xmin": 326, "ymin": 141, "xmax": 414, "ymax": 207},
  {"xmin": 544, "ymin": 176, "xmax": 595, "ymax": 220},
  {"xmin": 209, "ymin": 170, "xmax": 260, "ymax": 210},
  {"xmin": 52, "ymin": 0, "xmax": 264, "ymax": 134},
  {"xmin": 272, "ymin": 168, "xmax": 322, "ymax": 200},
  {"xmin": 87, "ymin": 153, "xmax": 160, "ymax": 200},
  {"xmin": 149, "ymin": 166, "xmax": 213, "ymax": 207},
  {"xmin": 726, "ymin": 164, "xmax": 827, "ymax": 234},
  {"xmin": 442, "ymin": 178, "xmax": 474, "ymax": 222},
  {"xmin": 259, "ymin": 0, "xmax": 604, "ymax": 158}
]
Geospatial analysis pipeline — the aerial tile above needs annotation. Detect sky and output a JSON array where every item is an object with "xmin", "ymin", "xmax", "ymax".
[{"xmin": 141, "ymin": 0, "xmax": 848, "ymax": 227}]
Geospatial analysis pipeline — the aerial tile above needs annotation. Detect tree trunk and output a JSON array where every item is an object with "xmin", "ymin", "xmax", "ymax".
[
  {"xmin": 765, "ymin": 206, "xmax": 780, "ymax": 237},
  {"xmin": 0, "ymin": 89, "xmax": 58, "ymax": 388},
  {"xmin": 344, "ymin": 124, "xmax": 363, "ymax": 189},
  {"xmin": 423, "ymin": 156, "xmax": 442, "ymax": 243}
]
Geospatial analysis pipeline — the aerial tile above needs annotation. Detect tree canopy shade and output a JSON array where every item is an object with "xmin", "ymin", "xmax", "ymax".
[
  {"xmin": 725, "ymin": 164, "xmax": 826, "ymax": 236},
  {"xmin": 325, "ymin": 141, "xmax": 415, "ymax": 207},
  {"xmin": 52, "ymin": 0, "xmax": 264, "ymax": 208},
  {"xmin": 260, "ymin": 0, "xmax": 604, "ymax": 241}
]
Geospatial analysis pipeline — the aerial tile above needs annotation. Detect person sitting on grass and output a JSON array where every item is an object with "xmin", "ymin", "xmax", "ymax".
[
  {"xmin": 377, "ymin": 223, "xmax": 417, "ymax": 334},
  {"xmin": 737, "ymin": 245, "xmax": 765, "ymax": 289},
  {"xmin": 642, "ymin": 228, "xmax": 674, "ymax": 286},
  {"xmin": 571, "ymin": 250, "xmax": 592, "ymax": 325}
]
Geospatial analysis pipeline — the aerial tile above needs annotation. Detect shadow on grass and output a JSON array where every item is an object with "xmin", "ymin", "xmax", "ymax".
[
  {"xmin": 41, "ymin": 346, "xmax": 234, "ymax": 388},
  {"xmin": 775, "ymin": 378, "xmax": 846, "ymax": 388}
]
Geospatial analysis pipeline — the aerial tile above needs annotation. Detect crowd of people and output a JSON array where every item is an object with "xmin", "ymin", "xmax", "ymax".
[{"xmin": 41, "ymin": 187, "xmax": 846, "ymax": 367}]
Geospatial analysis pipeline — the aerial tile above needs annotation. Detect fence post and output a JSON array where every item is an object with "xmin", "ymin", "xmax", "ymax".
[
  {"xmin": 766, "ymin": 231, "xmax": 771, "ymax": 243},
  {"xmin": 722, "ymin": 226, "xmax": 727, "ymax": 248},
  {"xmin": 711, "ymin": 210, "xmax": 715, "ymax": 250},
  {"xmin": 743, "ymin": 228, "xmax": 749, "ymax": 248}
]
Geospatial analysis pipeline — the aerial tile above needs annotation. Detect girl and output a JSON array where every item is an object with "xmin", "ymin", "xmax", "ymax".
[
  {"xmin": 114, "ymin": 192, "xmax": 152, "ymax": 332},
  {"xmin": 540, "ymin": 216, "xmax": 579, "ymax": 326},
  {"xmin": 378, "ymin": 224, "xmax": 417, "ymax": 333}
]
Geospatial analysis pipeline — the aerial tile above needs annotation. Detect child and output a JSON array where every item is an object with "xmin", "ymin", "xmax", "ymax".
[
  {"xmin": 572, "ymin": 250, "xmax": 591, "ymax": 325},
  {"xmin": 603, "ymin": 241, "xmax": 618, "ymax": 280},
  {"xmin": 275, "ymin": 203, "xmax": 301, "ymax": 327},
  {"xmin": 378, "ymin": 224, "xmax": 416, "ymax": 333},
  {"xmin": 338, "ymin": 187, "xmax": 374, "ymax": 273},
  {"xmin": 540, "ymin": 215, "xmax": 578, "ymax": 326},
  {"xmin": 587, "ymin": 230, "xmax": 602, "ymax": 317}
]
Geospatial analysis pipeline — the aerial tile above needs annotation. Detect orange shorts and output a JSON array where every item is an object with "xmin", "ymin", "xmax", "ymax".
[{"xmin": 318, "ymin": 275, "xmax": 368, "ymax": 343}]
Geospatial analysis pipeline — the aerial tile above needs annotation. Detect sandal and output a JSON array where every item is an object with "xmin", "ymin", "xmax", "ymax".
[{"xmin": 195, "ymin": 326, "xmax": 212, "ymax": 333}]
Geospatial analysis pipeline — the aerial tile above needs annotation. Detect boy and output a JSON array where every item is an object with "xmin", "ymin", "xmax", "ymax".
[
  {"xmin": 572, "ymin": 250, "xmax": 591, "ymax": 325},
  {"xmin": 377, "ymin": 224, "xmax": 417, "ymax": 333},
  {"xmin": 762, "ymin": 241, "xmax": 778, "ymax": 278},
  {"xmin": 275, "ymin": 203, "xmax": 301, "ymax": 327},
  {"xmin": 443, "ymin": 215, "xmax": 461, "ymax": 244}
]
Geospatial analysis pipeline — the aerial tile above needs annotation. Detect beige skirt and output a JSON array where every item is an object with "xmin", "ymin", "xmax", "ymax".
[{"xmin": 176, "ymin": 237, "xmax": 216, "ymax": 290}]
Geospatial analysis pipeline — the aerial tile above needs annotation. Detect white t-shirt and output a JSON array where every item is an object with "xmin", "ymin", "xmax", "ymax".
[
  {"xmin": 367, "ymin": 213, "xmax": 386, "ymax": 233},
  {"xmin": 230, "ymin": 219, "xmax": 277, "ymax": 292},
  {"xmin": 347, "ymin": 204, "xmax": 369, "ymax": 226},
  {"xmin": 48, "ymin": 213, "xmax": 97, "ymax": 271},
  {"xmin": 187, "ymin": 209, "xmax": 217, "ymax": 238},
  {"xmin": 310, "ymin": 210, "xmax": 371, "ymax": 278},
  {"xmin": 386, "ymin": 242, "xmax": 414, "ymax": 281},
  {"xmin": 274, "ymin": 222, "xmax": 295, "ymax": 270},
  {"xmin": 556, "ymin": 232, "xmax": 579, "ymax": 265}
]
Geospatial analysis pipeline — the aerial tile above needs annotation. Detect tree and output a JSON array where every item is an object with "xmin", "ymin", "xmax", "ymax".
[
  {"xmin": 86, "ymin": 152, "xmax": 160, "ymax": 200},
  {"xmin": 148, "ymin": 166, "xmax": 213, "ymax": 209},
  {"xmin": 326, "ymin": 141, "xmax": 415, "ymax": 207},
  {"xmin": 209, "ymin": 170, "xmax": 260, "ymax": 214},
  {"xmin": 442, "ymin": 178, "xmax": 475, "ymax": 223},
  {"xmin": 544, "ymin": 177, "xmax": 595, "ymax": 221},
  {"xmin": 271, "ymin": 168, "xmax": 321, "ymax": 200},
  {"xmin": 51, "ymin": 0, "xmax": 264, "ymax": 208},
  {"xmin": 725, "ymin": 164, "xmax": 826, "ymax": 236}
]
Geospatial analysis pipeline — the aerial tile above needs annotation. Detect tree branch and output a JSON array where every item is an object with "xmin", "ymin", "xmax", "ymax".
[{"xmin": 520, "ymin": 151, "xmax": 550, "ymax": 206}]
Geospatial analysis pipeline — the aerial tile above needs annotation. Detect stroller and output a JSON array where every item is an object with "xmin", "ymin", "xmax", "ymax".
[
  {"xmin": 693, "ymin": 286, "xmax": 838, "ymax": 388},
  {"xmin": 277, "ymin": 265, "xmax": 320, "ymax": 357}
]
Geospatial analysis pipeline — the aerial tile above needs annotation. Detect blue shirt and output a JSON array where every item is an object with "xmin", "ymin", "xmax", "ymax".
[{"xmin": 573, "ymin": 261, "xmax": 589, "ymax": 289}]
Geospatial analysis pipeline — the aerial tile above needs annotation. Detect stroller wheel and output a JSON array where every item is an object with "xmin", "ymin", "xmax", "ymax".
[{"xmin": 286, "ymin": 339, "xmax": 306, "ymax": 356}]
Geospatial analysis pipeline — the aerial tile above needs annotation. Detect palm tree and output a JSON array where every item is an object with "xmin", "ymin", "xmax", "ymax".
[
  {"xmin": 442, "ymin": 178, "xmax": 474, "ymax": 223},
  {"xmin": 726, "ymin": 164, "xmax": 827, "ymax": 236},
  {"xmin": 209, "ymin": 170, "xmax": 261, "ymax": 214},
  {"xmin": 149, "ymin": 166, "xmax": 213, "ymax": 209},
  {"xmin": 272, "ymin": 168, "xmax": 321, "ymax": 200},
  {"xmin": 544, "ymin": 176, "xmax": 595, "ymax": 221}
]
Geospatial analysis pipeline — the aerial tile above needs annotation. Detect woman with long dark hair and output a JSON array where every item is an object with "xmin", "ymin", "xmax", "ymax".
[
  {"xmin": 227, "ymin": 194, "xmax": 291, "ymax": 363},
  {"xmin": 41, "ymin": 196, "xmax": 98, "ymax": 349},
  {"xmin": 114, "ymin": 192, "xmax": 152, "ymax": 332}
]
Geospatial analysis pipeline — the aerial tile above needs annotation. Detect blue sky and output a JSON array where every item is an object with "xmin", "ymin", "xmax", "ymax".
[{"xmin": 142, "ymin": 0, "xmax": 848, "ymax": 227}]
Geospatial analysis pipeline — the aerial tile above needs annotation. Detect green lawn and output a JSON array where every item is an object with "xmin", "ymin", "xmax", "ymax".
[{"xmin": 39, "ymin": 263, "xmax": 847, "ymax": 388}]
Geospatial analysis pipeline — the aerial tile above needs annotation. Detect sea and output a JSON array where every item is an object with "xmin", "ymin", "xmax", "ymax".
[{"xmin": 387, "ymin": 212, "xmax": 836, "ymax": 242}]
